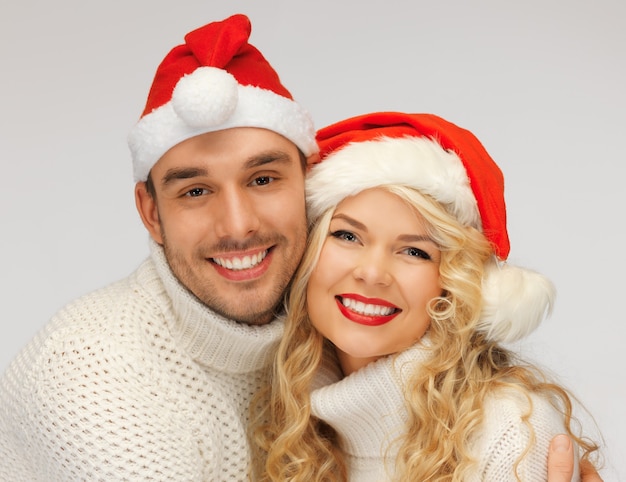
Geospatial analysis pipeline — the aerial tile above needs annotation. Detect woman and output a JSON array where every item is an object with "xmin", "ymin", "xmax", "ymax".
[{"xmin": 252, "ymin": 112, "xmax": 600, "ymax": 481}]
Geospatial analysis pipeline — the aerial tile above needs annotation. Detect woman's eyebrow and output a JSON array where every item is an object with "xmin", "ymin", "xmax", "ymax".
[
  {"xmin": 398, "ymin": 234, "xmax": 437, "ymax": 244},
  {"xmin": 331, "ymin": 213, "xmax": 367, "ymax": 232},
  {"xmin": 333, "ymin": 213, "xmax": 437, "ymax": 245}
]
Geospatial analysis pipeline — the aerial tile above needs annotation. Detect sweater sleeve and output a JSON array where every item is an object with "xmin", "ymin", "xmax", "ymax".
[
  {"xmin": 0, "ymin": 280, "xmax": 205, "ymax": 481},
  {"xmin": 473, "ymin": 390, "xmax": 580, "ymax": 482},
  {"xmin": 0, "ymin": 317, "xmax": 53, "ymax": 481}
]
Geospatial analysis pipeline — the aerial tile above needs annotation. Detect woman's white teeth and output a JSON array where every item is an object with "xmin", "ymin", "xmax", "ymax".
[
  {"xmin": 341, "ymin": 297, "xmax": 395, "ymax": 316},
  {"xmin": 214, "ymin": 250, "xmax": 267, "ymax": 270}
]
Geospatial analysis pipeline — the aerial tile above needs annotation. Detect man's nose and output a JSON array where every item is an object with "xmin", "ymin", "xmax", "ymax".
[{"xmin": 213, "ymin": 188, "xmax": 260, "ymax": 239}]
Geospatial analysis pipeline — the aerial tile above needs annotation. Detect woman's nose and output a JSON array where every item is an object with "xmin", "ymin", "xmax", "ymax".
[{"xmin": 352, "ymin": 249, "xmax": 392, "ymax": 286}]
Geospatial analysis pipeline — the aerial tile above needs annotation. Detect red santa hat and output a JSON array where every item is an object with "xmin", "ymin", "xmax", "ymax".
[
  {"xmin": 308, "ymin": 112, "xmax": 555, "ymax": 343},
  {"xmin": 128, "ymin": 14, "xmax": 317, "ymax": 182}
]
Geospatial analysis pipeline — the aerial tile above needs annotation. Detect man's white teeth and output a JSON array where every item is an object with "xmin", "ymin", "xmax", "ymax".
[
  {"xmin": 341, "ymin": 297, "xmax": 395, "ymax": 316},
  {"xmin": 214, "ymin": 250, "xmax": 268, "ymax": 271}
]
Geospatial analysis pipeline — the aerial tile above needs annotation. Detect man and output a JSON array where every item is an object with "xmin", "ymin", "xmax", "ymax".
[{"xmin": 0, "ymin": 14, "xmax": 599, "ymax": 481}]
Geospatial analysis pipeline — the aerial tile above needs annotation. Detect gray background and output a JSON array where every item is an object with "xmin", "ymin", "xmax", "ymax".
[{"xmin": 1, "ymin": 1, "xmax": 623, "ymax": 479}]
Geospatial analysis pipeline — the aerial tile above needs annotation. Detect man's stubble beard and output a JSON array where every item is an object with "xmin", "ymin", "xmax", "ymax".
[{"xmin": 159, "ymin": 229, "xmax": 306, "ymax": 326}]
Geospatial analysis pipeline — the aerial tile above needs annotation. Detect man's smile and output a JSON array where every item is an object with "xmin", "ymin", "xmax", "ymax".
[{"xmin": 212, "ymin": 248, "xmax": 269, "ymax": 271}]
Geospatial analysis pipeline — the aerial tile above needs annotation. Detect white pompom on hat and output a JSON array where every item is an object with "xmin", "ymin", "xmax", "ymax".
[
  {"xmin": 309, "ymin": 112, "xmax": 555, "ymax": 343},
  {"xmin": 128, "ymin": 14, "xmax": 317, "ymax": 182}
]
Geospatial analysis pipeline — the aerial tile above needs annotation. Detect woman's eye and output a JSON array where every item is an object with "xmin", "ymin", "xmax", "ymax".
[
  {"xmin": 330, "ymin": 230, "xmax": 358, "ymax": 243},
  {"xmin": 405, "ymin": 247, "xmax": 431, "ymax": 260}
]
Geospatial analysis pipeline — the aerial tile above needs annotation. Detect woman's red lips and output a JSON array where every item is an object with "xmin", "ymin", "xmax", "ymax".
[{"xmin": 335, "ymin": 294, "xmax": 400, "ymax": 326}]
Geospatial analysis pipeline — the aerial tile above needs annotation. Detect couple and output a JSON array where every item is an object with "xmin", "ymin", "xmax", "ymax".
[{"xmin": 0, "ymin": 13, "xmax": 601, "ymax": 481}]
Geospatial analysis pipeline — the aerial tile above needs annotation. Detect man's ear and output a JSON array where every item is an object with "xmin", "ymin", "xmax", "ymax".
[
  {"xmin": 135, "ymin": 182, "xmax": 163, "ymax": 245},
  {"xmin": 305, "ymin": 152, "xmax": 321, "ymax": 172}
]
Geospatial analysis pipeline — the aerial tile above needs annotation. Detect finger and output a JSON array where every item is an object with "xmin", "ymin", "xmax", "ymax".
[
  {"xmin": 580, "ymin": 459, "xmax": 603, "ymax": 482},
  {"xmin": 547, "ymin": 434, "xmax": 574, "ymax": 482}
]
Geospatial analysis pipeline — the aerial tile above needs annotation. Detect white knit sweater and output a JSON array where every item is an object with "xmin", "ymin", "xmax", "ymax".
[
  {"xmin": 311, "ymin": 342, "xmax": 581, "ymax": 482},
  {"xmin": 0, "ymin": 240, "xmax": 284, "ymax": 481}
]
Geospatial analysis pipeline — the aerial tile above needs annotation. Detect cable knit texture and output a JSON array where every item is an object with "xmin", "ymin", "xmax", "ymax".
[
  {"xmin": 0, "ymin": 240, "xmax": 284, "ymax": 481},
  {"xmin": 310, "ymin": 343, "xmax": 580, "ymax": 482}
]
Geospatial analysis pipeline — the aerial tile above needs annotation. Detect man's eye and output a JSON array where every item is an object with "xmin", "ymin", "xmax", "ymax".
[
  {"xmin": 252, "ymin": 176, "xmax": 273, "ymax": 186},
  {"xmin": 330, "ymin": 230, "xmax": 358, "ymax": 243},
  {"xmin": 185, "ymin": 188, "xmax": 208, "ymax": 197}
]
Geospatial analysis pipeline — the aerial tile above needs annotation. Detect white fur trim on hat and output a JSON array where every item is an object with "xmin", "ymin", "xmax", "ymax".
[
  {"xmin": 128, "ymin": 67, "xmax": 317, "ymax": 182},
  {"xmin": 306, "ymin": 136, "xmax": 481, "ymax": 229},
  {"xmin": 479, "ymin": 261, "xmax": 556, "ymax": 343}
]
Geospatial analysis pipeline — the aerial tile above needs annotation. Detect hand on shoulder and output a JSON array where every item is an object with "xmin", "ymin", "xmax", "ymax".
[{"xmin": 548, "ymin": 434, "xmax": 603, "ymax": 482}]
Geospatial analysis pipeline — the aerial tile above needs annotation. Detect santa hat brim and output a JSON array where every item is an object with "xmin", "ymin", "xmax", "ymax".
[
  {"xmin": 129, "ymin": 71, "xmax": 317, "ymax": 182},
  {"xmin": 306, "ymin": 135, "xmax": 481, "ymax": 230}
]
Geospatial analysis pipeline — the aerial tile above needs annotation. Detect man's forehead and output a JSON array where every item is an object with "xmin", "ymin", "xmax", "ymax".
[{"xmin": 149, "ymin": 127, "xmax": 303, "ymax": 179}]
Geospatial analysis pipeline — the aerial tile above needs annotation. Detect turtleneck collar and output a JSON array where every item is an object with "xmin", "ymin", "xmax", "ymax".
[
  {"xmin": 145, "ymin": 239, "xmax": 285, "ymax": 374},
  {"xmin": 310, "ymin": 342, "xmax": 432, "ymax": 460}
]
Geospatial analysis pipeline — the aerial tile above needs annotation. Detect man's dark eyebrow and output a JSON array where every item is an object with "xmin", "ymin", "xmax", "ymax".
[
  {"xmin": 244, "ymin": 151, "xmax": 292, "ymax": 169},
  {"xmin": 161, "ymin": 167, "xmax": 208, "ymax": 186},
  {"xmin": 161, "ymin": 152, "xmax": 292, "ymax": 186}
]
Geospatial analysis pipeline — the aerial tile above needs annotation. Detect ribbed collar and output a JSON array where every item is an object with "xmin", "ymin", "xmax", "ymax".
[
  {"xmin": 310, "ymin": 342, "xmax": 431, "ymax": 459},
  {"xmin": 144, "ymin": 239, "xmax": 284, "ymax": 374}
]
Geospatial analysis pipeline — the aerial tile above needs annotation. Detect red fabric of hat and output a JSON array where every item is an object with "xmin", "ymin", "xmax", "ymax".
[
  {"xmin": 128, "ymin": 14, "xmax": 316, "ymax": 182},
  {"xmin": 315, "ymin": 112, "xmax": 510, "ymax": 259},
  {"xmin": 141, "ymin": 14, "xmax": 292, "ymax": 117}
]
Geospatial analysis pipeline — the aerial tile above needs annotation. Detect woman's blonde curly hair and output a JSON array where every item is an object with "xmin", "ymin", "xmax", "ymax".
[{"xmin": 250, "ymin": 185, "xmax": 599, "ymax": 481}]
